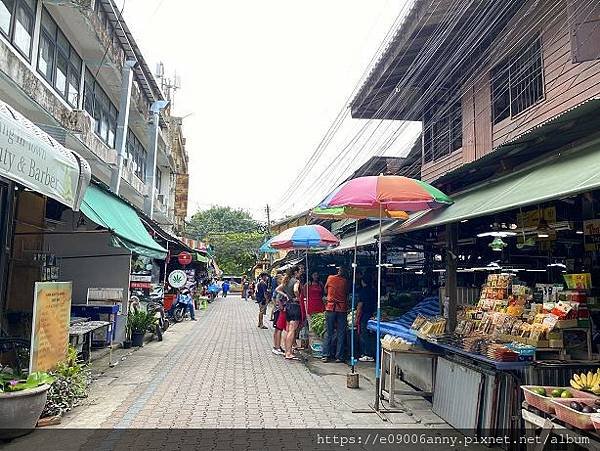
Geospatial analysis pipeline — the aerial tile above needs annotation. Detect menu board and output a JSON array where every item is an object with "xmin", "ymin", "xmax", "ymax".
[{"xmin": 29, "ymin": 282, "xmax": 72, "ymax": 372}]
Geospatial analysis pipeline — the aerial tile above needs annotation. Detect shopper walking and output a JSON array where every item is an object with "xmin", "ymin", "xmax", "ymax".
[
  {"xmin": 222, "ymin": 280, "xmax": 230, "ymax": 298},
  {"xmin": 357, "ymin": 273, "xmax": 377, "ymax": 362},
  {"xmin": 322, "ymin": 267, "xmax": 349, "ymax": 363},
  {"xmin": 242, "ymin": 277, "xmax": 249, "ymax": 301},
  {"xmin": 256, "ymin": 273, "xmax": 270, "ymax": 329},
  {"xmin": 276, "ymin": 266, "xmax": 302, "ymax": 361}
]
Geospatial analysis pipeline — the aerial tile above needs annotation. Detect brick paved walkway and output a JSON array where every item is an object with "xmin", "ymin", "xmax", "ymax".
[{"xmin": 6, "ymin": 295, "xmax": 461, "ymax": 450}]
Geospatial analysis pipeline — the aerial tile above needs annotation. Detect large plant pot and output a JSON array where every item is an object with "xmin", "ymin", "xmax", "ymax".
[
  {"xmin": 131, "ymin": 332, "xmax": 145, "ymax": 347},
  {"xmin": 0, "ymin": 384, "xmax": 50, "ymax": 439}
]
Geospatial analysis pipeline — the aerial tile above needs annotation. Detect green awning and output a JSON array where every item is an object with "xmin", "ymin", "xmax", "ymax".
[
  {"xmin": 396, "ymin": 141, "xmax": 600, "ymax": 233},
  {"xmin": 80, "ymin": 184, "xmax": 168, "ymax": 260}
]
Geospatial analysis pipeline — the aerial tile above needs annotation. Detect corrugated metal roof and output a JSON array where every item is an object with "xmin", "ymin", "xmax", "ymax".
[{"xmin": 99, "ymin": 0, "xmax": 164, "ymax": 103}]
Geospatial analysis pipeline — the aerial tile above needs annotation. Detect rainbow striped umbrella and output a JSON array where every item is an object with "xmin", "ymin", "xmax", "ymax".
[
  {"xmin": 318, "ymin": 175, "xmax": 452, "ymax": 212},
  {"xmin": 311, "ymin": 175, "xmax": 452, "ymax": 408}
]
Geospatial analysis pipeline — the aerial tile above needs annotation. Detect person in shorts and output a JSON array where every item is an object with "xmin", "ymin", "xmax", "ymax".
[
  {"xmin": 271, "ymin": 275, "xmax": 285, "ymax": 355},
  {"xmin": 276, "ymin": 266, "xmax": 302, "ymax": 361},
  {"xmin": 256, "ymin": 272, "xmax": 270, "ymax": 329}
]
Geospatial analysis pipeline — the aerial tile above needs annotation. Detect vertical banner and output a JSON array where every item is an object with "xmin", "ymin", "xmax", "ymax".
[{"xmin": 29, "ymin": 281, "xmax": 72, "ymax": 372}]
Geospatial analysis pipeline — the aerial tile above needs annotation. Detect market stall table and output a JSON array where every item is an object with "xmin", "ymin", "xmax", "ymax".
[
  {"xmin": 379, "ymin": 347, "xmax": 439, "ymax": 407},
  {"xmin": 69, "ymin": 320, "xmax": 111, "ymax": 362}
]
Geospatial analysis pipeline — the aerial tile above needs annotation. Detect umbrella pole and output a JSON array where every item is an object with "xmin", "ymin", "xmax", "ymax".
[
  {"xmin": 374, "ymin": 206, "xmax": 383, "ymax": 412},
  {"xmin": 351, "ymin": 221, "xmax": 358, "ymax": 373},
  {"xmin": 305, "ymin": 249, "xmax": 309, "ymax": 334}
]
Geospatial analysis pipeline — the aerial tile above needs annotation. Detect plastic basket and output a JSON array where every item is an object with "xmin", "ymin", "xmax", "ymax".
[
  {"xmin": 552, "ymin": 399, "xmax": 599, "ymax": 430},
  {"xmin": 591, "ymin": 414, "xmax": 600, "ymax": 432},
  {"xmin": 521, "ymin": 386, "xmax": 596, "ymax": 414}
]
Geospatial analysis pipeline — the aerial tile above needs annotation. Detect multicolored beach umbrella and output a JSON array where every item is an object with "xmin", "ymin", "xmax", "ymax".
[
  {"xmin": 269, "ymin": 225, "xmax": 339, "ymax": 250},
  {"xmin": 316, "ymin": 175, "xmax": 453, "ymax": 212},
  {"xmin": 309, "ymin": 175, "xmax": 452, "ymax": 408}
]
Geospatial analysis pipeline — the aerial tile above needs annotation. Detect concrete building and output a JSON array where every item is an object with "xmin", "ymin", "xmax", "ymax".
[{"xmin": 0, "ymin": 0, "xmax": 188, "ymax": 232}]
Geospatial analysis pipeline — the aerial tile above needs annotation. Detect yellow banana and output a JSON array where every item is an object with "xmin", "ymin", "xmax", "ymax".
[
  {"xmin": 593, "ymin": 385, "xmax": 600, "ymax": 395},
  {"xmin": 574, "ymin": 373, "xmax": 582, "ymax": 385},
  {"xmin": 593, "ymin": 373, "xmax": 600, "ymax": 388},
  {"xmin": 588, "ymin": 371, "xmax": 594, "ymax": 386},
  {"xmin": 571, "ymin": 379, "xmax": 583, "ymax": 390},
  {"xmin": 581, "ymin": 373, "xmax": 588, "ymax": 387}
]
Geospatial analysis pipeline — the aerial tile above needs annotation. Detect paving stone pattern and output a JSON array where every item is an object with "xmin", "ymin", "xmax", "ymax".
[{"xmin": 6, "ymin": 295, "xmax": 462, "ymax": 450}]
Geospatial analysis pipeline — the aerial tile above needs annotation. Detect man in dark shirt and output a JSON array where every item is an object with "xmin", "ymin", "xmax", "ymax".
[
  {"xmin": 256, "ymin": 273, "xmax": 271, "ymax": 329},
  {"xmin": 357, "ymin": 274, "xmax": 377, "ymax": 362}
]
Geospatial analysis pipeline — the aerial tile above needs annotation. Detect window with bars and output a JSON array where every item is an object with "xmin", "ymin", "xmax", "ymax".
[
  {"xmin": 37, "ymin": 8, "xmax": 82, "ymax": 107},
  {"xmin": 0, "ymin": 0, "xmax": 36, "ymax": 59},
  {"xmin": 492, "ymin": 38, "xmax": 544, "ymax": 124},
  {"xmin": 423, "ymin": 101, "xmax": 463, "ymax": 164},
  {"xmin": 126, "ymin": 129, "xmax": 147, "ymax": 182},
  {"xmin": 83, "ymin": 69, "xmax": 118, "ymax": 148}
]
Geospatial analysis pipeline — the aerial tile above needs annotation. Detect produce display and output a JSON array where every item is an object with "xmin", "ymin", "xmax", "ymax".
[
  {"xmin": 522, "ymin": 368, "xmax": 600, "ymax": 432},
  {"xmin": 570, "ymin": 369, "xmax": 600, "ymax": 395}
]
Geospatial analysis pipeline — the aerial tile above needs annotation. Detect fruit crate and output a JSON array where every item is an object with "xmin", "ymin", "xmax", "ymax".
[
  {"xmin": 521, "ymin": 386, "xmax": 596, "ymax": 414},
  {"xmin": 552, "ymin": 398, "xmax": 599, "ymax": 430},
  {"xmin": 592, "ymin": 414, "xmax": 600, "ymax": 432}
]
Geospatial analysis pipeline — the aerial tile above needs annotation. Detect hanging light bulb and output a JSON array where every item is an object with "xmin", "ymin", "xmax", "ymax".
[{"xmin": 489, "ymin": 237, "xmax": 507, "ymax": 252}]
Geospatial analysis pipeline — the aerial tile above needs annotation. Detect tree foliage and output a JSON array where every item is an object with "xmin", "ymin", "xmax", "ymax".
[
  {"xmin": 187, "ymin": 206, "xmax": 261, "ymax": 238},
  {"xmin": 187, "ymin": 206, "xmax": 264, "ymax": 275}
]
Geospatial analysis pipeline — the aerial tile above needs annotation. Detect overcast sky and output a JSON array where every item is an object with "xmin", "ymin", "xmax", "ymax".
[{"xmin": 122, "ymin": 0, "xmax": 411, "ymax": 221}]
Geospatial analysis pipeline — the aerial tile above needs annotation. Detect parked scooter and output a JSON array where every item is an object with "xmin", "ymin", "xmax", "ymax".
[
  {"xmin": 146, "ymin": 298, "xmax": 169, "ymax": 341},
  {"xmin": 167, "ymin": 291, "xmax": 193, "ymax": 323}
]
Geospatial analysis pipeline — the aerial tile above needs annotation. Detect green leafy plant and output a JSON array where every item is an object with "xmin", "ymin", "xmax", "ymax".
[
  {"xmin": 310, "ymin": 313, "xmax": 326, "ymax": 338},
  {"xmin": 42, "ymin": 346, "xmax": 91, "ymax": 418},
  {"xmin": 128, "ymin": 310, "xmax": 157, "ymax": 334},
  {"xmin": 0, "ymin": 369, "xmax": 55, "ymax": 393}
]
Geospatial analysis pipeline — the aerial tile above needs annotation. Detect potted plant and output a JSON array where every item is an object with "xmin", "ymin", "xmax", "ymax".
[
  {"xmin": 0, "ymin": 369, "xmax": 55, "ymax": 438},
  {"xmin": 128, "ymin": 311, "xmax": 156, "ymax": 347}
]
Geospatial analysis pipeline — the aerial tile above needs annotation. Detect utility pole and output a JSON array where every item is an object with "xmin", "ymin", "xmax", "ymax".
[
  {"xmin": 265, "ymin": 204, "xmax": 271, "ymax": 237},
  {"xmin": 265, "ymin": 204, "xmax": 273, "ymax": 267}
]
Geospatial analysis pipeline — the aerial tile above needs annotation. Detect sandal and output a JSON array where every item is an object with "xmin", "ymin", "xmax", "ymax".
[{"xmin": 285, "ymin": 356, "xmax": 300, "ymax": 361}]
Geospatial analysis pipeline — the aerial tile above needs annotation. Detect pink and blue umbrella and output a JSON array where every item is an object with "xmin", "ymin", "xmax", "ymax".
[{"xmin": 269, "ymin": 225, "xmax": 339, "ymax": 250}]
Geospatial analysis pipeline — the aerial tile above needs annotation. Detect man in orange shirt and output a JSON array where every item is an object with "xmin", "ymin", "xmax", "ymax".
[{"xmin": 322, "ymin": 267, "xmax": 349, "ymax": 363}]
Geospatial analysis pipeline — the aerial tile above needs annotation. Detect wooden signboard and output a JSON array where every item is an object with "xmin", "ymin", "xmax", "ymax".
[{"xmin": 29, "ymin": 281, "xmax": 72, "ymax": 372}]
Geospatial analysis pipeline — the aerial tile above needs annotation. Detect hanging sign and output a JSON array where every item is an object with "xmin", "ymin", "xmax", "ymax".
[
  {"xmin": 178, "ymin": 251, "xmax": 193, "ymax": 266},
  {"xmin": 29, "ymin": 281, "xmax": 72, "ymax": 372},
  {"xmin": 168, "ymin": 269, "xmax": 187, "ymax": 288}
]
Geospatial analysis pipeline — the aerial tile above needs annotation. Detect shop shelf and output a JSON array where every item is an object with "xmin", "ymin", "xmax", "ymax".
[
  {"xmin": 552, "ymin": 398, "xmax": 599, "ymax": 430},
  {"xmin": 521, "ymin": 386, "xmax": 596, "ymax": 414}
]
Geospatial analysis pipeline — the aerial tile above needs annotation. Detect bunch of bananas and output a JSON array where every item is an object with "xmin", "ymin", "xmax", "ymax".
[{"xmin": 570, "ymin": 369, "xmax": 600, "ymax": 394}]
